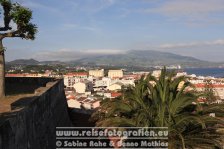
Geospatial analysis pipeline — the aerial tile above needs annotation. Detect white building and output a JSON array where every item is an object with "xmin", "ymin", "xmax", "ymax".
[
  {"xmin": 89, "ymin": 69, "xmax": 104, "ymax": 77},
  {"xmin": 107, "ymin": 82, "xmax": 123, "ymax": 91},
  {"xmin": 73, "ymin": 82, "xmax": 86, "ymax": 93},
  {"xmin": 108, "ymin": 70, "xmax": 123, "ymax": 78},
  {"xmin": 176, "ymin": 72, "xmax": 187, "ymax": 77},
  {"xmin": 67, "ymin": 99, "xmax": 82, "ymax": 108},
  {"xmin": 111, "ymin": 79, "xmax": 135, "ymax": 86},
  {"xmin": 194, "ymin": 83, "xmax": 224, "ymax": 100},
  {"xmin": 64, "ymin": 72, "xmax": 88, "ymax": 87},
  {"xmin": 95, "ymin": 77, "xmax": 111, "ymax": 87},
  {"xmin": 152, "ymin": 70, "xmax": 161, "ymax": 78},
  {"xmin": 73, "ymin": 81, "xmax": 93, "ymax": 94},
  {"xmin": 67, "ymin": 97, "xmax": 100, "ymax": 109}
]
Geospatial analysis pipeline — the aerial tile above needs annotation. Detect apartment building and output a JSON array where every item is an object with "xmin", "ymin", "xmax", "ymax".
[
  {"xmin": 108, "ymin": 70, "xmax": 123, "ymax": 78},
  {"xmin": 63, "ymin": 72, "xmax": 88, "ymax": 87},
  {"xmin": 89, "ymin": 69, "xmax": 104, "ymax": 77}
]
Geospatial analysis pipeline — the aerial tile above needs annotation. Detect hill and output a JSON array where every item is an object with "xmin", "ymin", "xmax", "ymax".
[
  {"xmin": 6, "ymin": 59, "xmax": 65, "ymax": 66},
  {"xmin": 7, "ymin": 59, "xmax": 39, "ymax": 65},
  {"xmin": 6, "ymin": 50, "xmax": 221, "ymax": 68},
  {"xmin": 73, "ymin": 50, "xmax": 217, "ymax": 68}
]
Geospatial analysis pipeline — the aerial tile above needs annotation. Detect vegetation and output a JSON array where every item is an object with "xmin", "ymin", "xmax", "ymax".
[
  {"xmin": 0, "ymin": 0, "xmax": 37, "ymax": 98},
  {"xmin": 203, "ymin": 80, "xmax": 219, "ymax": 104},
  {"xmin": 91, "ymin": 68, "xmax": 224, "ymax": 149}
]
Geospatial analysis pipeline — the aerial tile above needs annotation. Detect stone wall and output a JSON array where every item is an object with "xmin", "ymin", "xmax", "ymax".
[
  {"xmin": 5, "ymin": 77, "xmax": 56, "ymax": 95},
  {"xmin": 0, "ymin": 78, "xmax": 72, "ymax": 149}
]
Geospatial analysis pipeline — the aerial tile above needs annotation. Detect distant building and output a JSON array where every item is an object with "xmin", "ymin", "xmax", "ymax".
[
  {"xmin": 194, "ymin": 83, "xmax": 224, "ymax": 100},
  {"xmin": 73, "ymin": 81, "xmax": 93, "ymax": 94},
  {"xmin": 73, "ymin": 82, "xmax": 86, "ymax": 93},
  {"xmin": 123, "ymin": 74, "xmax": 142, "ymax": 80},
  {"xmin": 111, "ymin": 79, "xmax": 135, "ymax": 86},
  {"xmin": 63, "ymin": 72, "xmax": 88, "ymax": 87},
  {"xmin": 89, "ymin": 69, "xmax": 104, "ymax": 77},
  {"xmin": 107, "ymin": 82, "xmax": 123, "ymax": 91},
  {"xmin": 67, "ymin": 99, "xmax": 82, "ymax": 108},
  {"xmin": 176, "ymin": 72, "xmax": 187, "ymax": 77},
  {"xmin": 65, "ymin": 72, "xmax": 88, "ymax": 78},
  {"xmin": 152, "ymin": 70, "xmax": 161, "ymax": 78},
  {"xmin": 83, "ymin": 99, "xmax": 100, "ymax": 109},
  {"xmin": 111, "ymin": 92, "xmax": 122, "ymax": 98},
  {"xmin": 94, "ymin": 77, "xmax": 111, "ymax": 91},
  {"xmin": 67, "ymin": 97, "xmax": 100, "ymax": 109},
  {"xmin": 6, "ymin": 73, "xmax": 40, "ymax": 77},
  {"xmin": 108, "ymin": 70, "xmax": 123, "ymax": 78},
  {"xmin": 97, "ymin": 91, "xmax": 122, "ymax": 99},
  {"xmin": 94, "ymin": 77, "xmax": 111, "ymax": 87}
]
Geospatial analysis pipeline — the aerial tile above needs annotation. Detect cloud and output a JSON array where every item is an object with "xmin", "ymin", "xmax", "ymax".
[
  {"xmin": 62, "ymin": 24, "xmax": 78, "ymax": 29},
  {"xmin": 84, "ymin": 49, "xmax": 123, "ymax": 54},
  {"xmin": 156, "ymin": 39, "xmax": 224, "ymax": 62},
  {"xmin": 32, "ymin": 48, "xmax": 123, "ymax": 61},
  {"xmin": 32, "ymin": 49, "xmax": 83, "ymax": 61},
  {"xmin": 15, "ymin": 0, "xmax": 61, "ymax": 14},
  {"xmin": 159, "ymin": 39, "xmax": 224, "ymax": 49},
  {"xmin": 65, "ymin": 0, "xmax": 116, "ymax": 14},
  {"xmin": 150, "ymin": 0, "xmax": 224, "ymax": 15},
  {"xmin": 61, "ymin": 23, "xmax": 101, "ymax": 33},
  {"xmin": 144, "ymin": 0, "xmax": 224, "ymax": 25}
]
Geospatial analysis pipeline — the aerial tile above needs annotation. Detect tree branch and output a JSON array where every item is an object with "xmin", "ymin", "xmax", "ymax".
[
  {"xmin": 1, "ymin": 30, "xmax": 22, "ymax": 38},
  {"xmin": 0, "ymin": 27, "xmax": 12, "ymax": 31}
]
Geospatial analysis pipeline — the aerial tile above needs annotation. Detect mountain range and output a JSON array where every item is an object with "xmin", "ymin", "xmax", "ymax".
[
  {"xmin": 6, "ymin": 50, "xmax": 222, "ymax": 68},
  {"xmin": 6, "ymin": 59, "xmax": 65, "ymax": 66},
  {"xmin": 73, "ymin": 50, "xmax": 217, "ymax": 67}
]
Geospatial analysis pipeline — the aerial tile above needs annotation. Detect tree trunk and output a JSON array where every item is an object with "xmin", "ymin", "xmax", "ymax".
[{"xmin": 0, "ymin": 39, "xmax": 5, "ymax": 99}]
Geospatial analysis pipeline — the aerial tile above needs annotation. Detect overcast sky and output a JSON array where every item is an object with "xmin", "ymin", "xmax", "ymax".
[{"xmin": 3, "ymin": 0, "xmax": 224, "ymax": 62}]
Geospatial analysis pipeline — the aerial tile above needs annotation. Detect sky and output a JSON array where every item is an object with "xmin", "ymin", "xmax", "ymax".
[{"xmin": 2, "ymin": 0, "xmax": 224, "ymax": 62}]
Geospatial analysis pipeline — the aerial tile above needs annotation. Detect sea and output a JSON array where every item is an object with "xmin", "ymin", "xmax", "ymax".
[{"xmin": 184, "ymin": 68, "xmax": 224, "ymax": 78}]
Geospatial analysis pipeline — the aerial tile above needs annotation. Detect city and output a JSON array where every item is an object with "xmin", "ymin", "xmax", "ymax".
[
  {"xmin": 0, "ymin": 0, "xmax": 224, "ymax": 149},
  {"xmin": 6, "ymin": 67, "xmax": 224, "ymax": 109}
]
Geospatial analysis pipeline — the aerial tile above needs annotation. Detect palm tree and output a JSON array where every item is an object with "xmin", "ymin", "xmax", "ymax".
[{"xmin": 91, "ymin": 68, "xmax": 224, "ymax": 149}]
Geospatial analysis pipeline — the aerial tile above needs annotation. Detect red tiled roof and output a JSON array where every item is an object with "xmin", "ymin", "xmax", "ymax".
[
  {"xmin": 111, "ymin": 92, "xmax": 122, "ymax": 98},
  {"xmin": 6, "ymin": 73, "xmax": 39, "ymax": 77},
  {"xmin": 197, "ymin": 98, "xmax": 207, "ymax": 102},
  {"xmin": 67, "ymin": 96, "xmax": 76, "ymax": 100},
  {"xmin": 123, "ymin": 74, "xmax": 141, "ymax": 79},
  {"xmin": 6, "ymin": 74, "xmax": 25, "ymax": 77},
  {"xmin": 64, "ymin": 72, "xmax": 88, "ymax": 76},
  {"xmin": 194, "ymin": 83, "xmax": 224, "ymax": 88}
]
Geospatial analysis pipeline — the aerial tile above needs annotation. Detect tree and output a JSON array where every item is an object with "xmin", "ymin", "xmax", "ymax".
[
  {"xmin": 91, "ymin": 68, "xmax": 224, "ymax": 148},
  {"xmin": 0, "ymin": 0, "xmax": 37, "ymax": 98}
]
